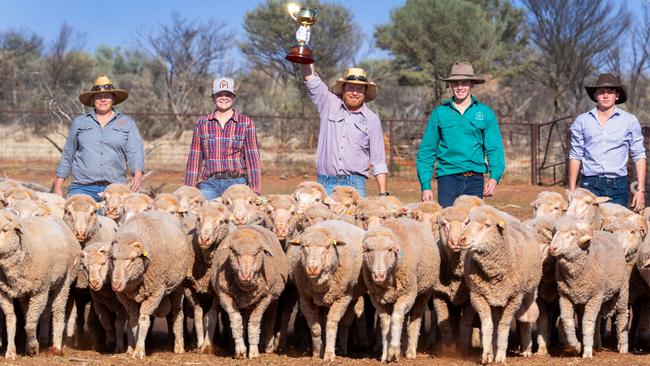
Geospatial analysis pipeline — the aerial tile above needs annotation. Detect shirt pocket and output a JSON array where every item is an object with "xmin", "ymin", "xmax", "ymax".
[
  {"xmin": 352, "ymin": 120, "xmax": 370, "ymax": 148},
  {"xmin": 200, "ymin": 133, "xmax": 217, "ymax": 156},
  {"xmin": 229, "ymin": 135, "xmax": 245, "ymax": 155},
  {"xmin": 438, "ymin": 118, "xmax": 457, "ymax": 143},
  {"xmin": 76, "ymin": 126, "xmax": 95, "ymax": 146}
]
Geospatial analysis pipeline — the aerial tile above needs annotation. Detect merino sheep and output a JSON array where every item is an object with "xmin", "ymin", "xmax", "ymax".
[
  {"xmin": 410, "ymin": 201, "xmax": 443, "ymax": 235},
  {"xmin": 185, "ymin": 203, "xmax": 231, "ymax": 353},
  {"xmin": 78, "ymin": 241, "xmax": 128, "ymax": 353},
  {"xmin": 2, "ymin": 186, "xmax": 39, "ymax": 206},
  {"xmin": 329, "ymin": 186, "xmax": 361, "ymax": 216},
  {"xmin": 566, "ymin": 188, "xmax": 609, "ymax": 230},
  {"xmin": 6, "ymin": 199, "xmax": 51, "ymax": 219},
  {"xmin": 110, "ymin": 211, "xmax": 188, "ymax": 358},
  {"xmin": 120, "ymin": 193, "xmax": 153, "ymax": 224},
  {"xmin": 152, "ymin": 193, "xmax": 182, "ymax": 216},
  {"xmin": 289, "ymin": 220, "xmax": 366, "ymax": 361},
  {"xmin": 550, "ymin": 216, "xmax": 629, "ymax": 358},
  {"xmin": 293, "ymin": 181, "xmax": 327, "ymax": 211},
  {"xmin": 212, "ymin": 225, "xmax": 288, "ymax": 358},
  {"xmin": 531, "ymin": 191, "xmax": 568, "ymax": 219},
  {"xmin": 263, "ymin": 194, "xmax": 297, "ymax": 240},
  {"xmin": 34, "ymin": 192, "xmax": 65, "ymax": 218},
  {"xmin": 218, "ymin": 184, "xmax": 263, "ymax": 226},
  {"xmin": 172, "ymin": 186, "xmax": 205, "ymax": 215},
  {"xmin": 361, "ymin": 218, "xmax": 440, "ymax": 361},
  {"xmin": 63, "ymin": 194, "xmax": 118, "ymax": 245},
  {"xmin": 458, "ymin": 206, "xmax": 541, "ymax": 364},
  {"xmin": 0, "ymin": 212, "xmax": 79, "ymax": 359},
  {"xmin": 433, "ymin": 205, "xmax": 475, "ymax": 352},
  {"xmin": 355, "ymin": 198, "xmax": 403, "ymax": 230},
  {"xmin": 100, "ymin": 183, "xmax": 132, "ymax": 220},
  {"xmin": 453, "ymin": 195, "xmax": 484, "ymax": 210}
]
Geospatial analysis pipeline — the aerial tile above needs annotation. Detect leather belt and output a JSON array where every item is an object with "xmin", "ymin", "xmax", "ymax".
[
  {"xmin": 208, "ymin": 171, "xmax": 243, "ymax": 179},
  {"xmin": 461, "ymin": 171, "xmax": 482, "ymax": 177}
]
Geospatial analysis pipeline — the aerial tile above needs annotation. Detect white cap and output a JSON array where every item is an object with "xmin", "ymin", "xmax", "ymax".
[{"xmin": 212, "ymin": 77, "xmax": 236, "ymax": 95}]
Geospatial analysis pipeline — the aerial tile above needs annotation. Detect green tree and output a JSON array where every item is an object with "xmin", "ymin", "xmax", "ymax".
[
  {"xmin": 375, "ymin": 0, "xmax": 527, "ymax": 102},
  {"xmin": 0, "ymin": 29, "xmax": 43, "ymax": 111}
]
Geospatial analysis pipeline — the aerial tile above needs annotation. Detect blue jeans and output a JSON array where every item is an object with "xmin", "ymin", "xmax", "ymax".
[
  {"xmin": 198, "ymin": 176, "xmax": 247, "ymax": 201},
  {"xmin": 437, "ymin": 174, "xmax": 484, "ymax": 208},
  {"xmin": 68, "ymin": 183, "xmax": 108, "ymax": 202},
  {"xmin": 581, "ymin": 175, "xmax": 628, "ymax": 207},
  {"xmin": 317, "ymin": 174, "xmax": 367, "ymax": 197}
]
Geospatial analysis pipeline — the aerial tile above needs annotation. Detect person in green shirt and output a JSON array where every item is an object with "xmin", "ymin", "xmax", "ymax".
[{"xmin": 416, "ymin": 62, "xmax": 505, "ymax": 207}]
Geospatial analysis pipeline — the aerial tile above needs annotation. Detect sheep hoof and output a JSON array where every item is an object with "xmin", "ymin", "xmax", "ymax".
[
  {"xmin": 582, "ymin": 346, "xmax": 593, "ymax": 359},
  {"xmin": 323, "ymin": 351, "xmax": 336, "ymax": 361},
  {"xmin": 49, "ymin": 346, "xmax": 63, "ymax": 356},
  {"xmin": 387, "ymin": 345, "xmax": 400, "ymax": 362},
  {"xmin": 4, "ymin": 350, "xmax": 16, "ymax": 360},
  {"xmin": 494, "ymin": 349, "xmax": 506, "ymax": 363},
  {"xmin": 522, "ymin": 350, "xmax": 532, "ymax": 357},
  {"xmin": 28, "ymin": 342, "xmax": 39, "ymax": 356},
  {"xmin": 248, "ymin": 348, "xmax": 259, "ymax": 359},
  {"xmin": 234, "ymin": 349, "xmax": 246, "ymax": 359},
  {"xmin": 132, "ymin": 347, "xmax": 145, "ymax": 359},
  {"xmin": 405, "ymin": 348, "xmax": 416, "ymax": 359},
  {"xmin": 618, "ymin": 343, "xmax": 628, "ymax": 354},
  {"xmin": 481, "ymin": 350, "xmax": 494, "ymax": 364},
  {"xmin": 535, "ymin": 344, "xmax": 548, "ymax": 356},
  {"xmin": 566, "ymin": 342, "xmax": 581, "ymax": 355},
  {"xmin": 199, "ymin": 343, "xmax": 214, "ymax": 354}
]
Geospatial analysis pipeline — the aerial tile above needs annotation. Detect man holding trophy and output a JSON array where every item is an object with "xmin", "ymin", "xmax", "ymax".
[{"xmin": 287, "ymin": 4, "xmax": 388, "ymax": 197}]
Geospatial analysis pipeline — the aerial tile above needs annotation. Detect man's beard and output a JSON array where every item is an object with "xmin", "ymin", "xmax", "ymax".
[{"xmin": 343, "ymin": 94, "xmax": 364, "ymax": 110}]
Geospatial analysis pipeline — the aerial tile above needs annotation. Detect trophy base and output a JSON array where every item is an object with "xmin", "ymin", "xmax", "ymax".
[{"xmin": 285, "ymin": 45, "xmax": 313, "ymax": 64}]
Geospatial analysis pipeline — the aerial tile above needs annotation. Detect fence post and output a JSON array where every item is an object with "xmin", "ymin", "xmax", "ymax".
[
  {"xmin": 388, "ymin": 120, "xmax": 394, "ymax": 174},
  {"xmin": 530, "ymin": 124, "xmax": 538, "ymax": 185}
]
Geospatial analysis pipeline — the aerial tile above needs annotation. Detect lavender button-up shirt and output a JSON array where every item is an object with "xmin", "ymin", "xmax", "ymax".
[
  {"xmin": 569, "ymin": 107, "xmax": 646, "ymax": 177},
  {"xmin": 305, "ymin": 75, "xmax": 388, "ymax": 177}
]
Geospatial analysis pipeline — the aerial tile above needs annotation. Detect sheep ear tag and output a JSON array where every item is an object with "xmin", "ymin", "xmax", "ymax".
[
  {"xmin": 141, "ymin": 250, "xmax": 148, "ymax": 258},
  {"xmin": 332, "ymin": 240, "xmax": 337, "ymax": 246}
]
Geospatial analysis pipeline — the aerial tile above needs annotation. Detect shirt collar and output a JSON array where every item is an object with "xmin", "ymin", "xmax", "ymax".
[
  {"xmin": 87, "ymin": 108, "xmax": 120, "ymax": 123},
  {"xmin": 443, "ymin": 95, "xmax": 478, "ymax": 108},
  {"xmin": 588, "ymin": 106, "xmax": 621, "ymax": 119},
  {"xmin": 208, "ymin": 109, "xmax": 239, "ymax": 122},
  {"xmin": 339, "ymin": 98, "xmax": 367, "ymax": 117}
]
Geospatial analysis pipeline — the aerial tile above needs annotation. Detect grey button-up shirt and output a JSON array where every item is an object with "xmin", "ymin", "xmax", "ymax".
[
  {"xmin": 55, "ymin": 109, "xmax": 145, "ymax": 184},
  {"xmin": 305, "ymin": 75, "xmax": 388, "ymax": 177},
  {"xmin": 569, "ymin": 106, "xmax": 646, "ymax": 177}
]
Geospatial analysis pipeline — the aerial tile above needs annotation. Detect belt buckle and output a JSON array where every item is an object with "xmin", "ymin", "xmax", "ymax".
[{"xmin": 462, "ymin": 171, "xmax": 473, "ymax": 177}]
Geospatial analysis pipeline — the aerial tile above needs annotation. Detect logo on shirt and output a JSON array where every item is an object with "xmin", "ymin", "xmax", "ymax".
[
  {"xmin": 118, "ymin": 118, "xmax": 127, "ymax": 127},
  {"xmin": 475, "ymin": 112, "xmax": 484, "ymax": 121}
]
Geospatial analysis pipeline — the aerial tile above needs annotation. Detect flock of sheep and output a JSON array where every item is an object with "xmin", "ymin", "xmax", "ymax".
[{"xmin": 1, "ymin": 178, "xmax": 650, "ymax": 364}]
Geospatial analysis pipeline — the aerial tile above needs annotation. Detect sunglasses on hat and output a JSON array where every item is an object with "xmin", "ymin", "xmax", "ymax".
[
  {"xmin": 91, "ymin": 84, "xmax": 116, "ymax": 92},
  {"xmin": 345, "ymin": 75, "xmax": 368, "ymax": 82}
]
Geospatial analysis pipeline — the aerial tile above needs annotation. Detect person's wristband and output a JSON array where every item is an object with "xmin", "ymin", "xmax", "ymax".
[{"xmin": 378, "ymin": 192, "xmax": 390, "ymax": 197}]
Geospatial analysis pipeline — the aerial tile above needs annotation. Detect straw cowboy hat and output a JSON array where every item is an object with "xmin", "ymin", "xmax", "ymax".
[
  {"xmin": 78, "ymin": 76, "xmax": 129, "ymax": 107},
  {"xmin": 440, "ymin": 62, "xmax": 485, "ymax": 84},
  {"xmin": 331, "ymin": 68, "xmax": 378, "ymax": 102},
  {"xmin": 584, "ymin": 73, "xmax": 627, "ymax": 104}
]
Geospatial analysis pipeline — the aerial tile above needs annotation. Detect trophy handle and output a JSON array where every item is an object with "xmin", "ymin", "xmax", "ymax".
[{"xmin": 288, "ymin": 4, "xmax": 300, "ymax": 21}]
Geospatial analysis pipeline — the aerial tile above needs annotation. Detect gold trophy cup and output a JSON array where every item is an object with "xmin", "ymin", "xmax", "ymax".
[{"xmin": 285, "ymin": 4, "xmax": 317, "ymax": 64}]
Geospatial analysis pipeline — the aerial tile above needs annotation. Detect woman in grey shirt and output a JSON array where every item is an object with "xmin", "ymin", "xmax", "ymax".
[{"xmin": 53, "ymin": 76, "xmax": 144, "ymax": 202}]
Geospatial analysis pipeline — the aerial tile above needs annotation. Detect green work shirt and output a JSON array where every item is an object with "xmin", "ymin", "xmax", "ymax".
[{"xmin": 416, "ymin": 96, "xmax": 505, "ymax": 191}]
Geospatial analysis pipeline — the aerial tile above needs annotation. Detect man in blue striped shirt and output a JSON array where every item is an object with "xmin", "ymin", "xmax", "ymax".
[{"xmin": 568, "ymin": 73, "xmax": 646, "ymax": 210}]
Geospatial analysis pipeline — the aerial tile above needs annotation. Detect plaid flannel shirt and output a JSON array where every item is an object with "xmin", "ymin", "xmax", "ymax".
[{"xmin": 184, "ymin": 110, "xmax": 261, "ymax": 193}]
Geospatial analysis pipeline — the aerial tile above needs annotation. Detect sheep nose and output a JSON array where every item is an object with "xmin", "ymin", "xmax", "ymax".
[
  {"xmin": 199, "ymin": 234, "xmax": 211, "ymax": 244},
  {"xmin": 90, "ymin": 280, "xmax": 101, "ymax": 290},
  {"xmin": 112, "ymin": 282, "xmax": 123, "ymax": 292},
  {"xmin": 458, "ymin": 236, "xmax": 467, "ymax": 246},
  {"xmin": 239, "ymin": 270, "xmax": 252, "ymax": 282},
  {"xmin": 306, "ymin": 265, "xmax": 320, "ymax": 276},
  {"xmin": 233, "ymin": 215, "xmax": 245, "ymax": 224},
  {"xmin": 372, "ymin": 271, "xmax": 386, "ymax": 282},
  {"xmin": 75, "ymin": 231, "xmax": 86, "ymax": 240}
]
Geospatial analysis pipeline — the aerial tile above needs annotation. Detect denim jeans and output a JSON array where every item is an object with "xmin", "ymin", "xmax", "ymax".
[
  {"xmin": 68, "ymin": 183, "xmax": 108, "ymax": 202},
  {"xmin": 198, "ymin": 176, "xmax": 247, "ymax": 201},
  {"xmin": 317, "ymin": 174, "xmax": 367, "ymax": 197},
  {"xmin": 437, "ymin": 174, "xmax": 484, "ymax": 208},
  {"xmin": 580, "ymin": 175, "xmax": 628, "ymax": 207}
]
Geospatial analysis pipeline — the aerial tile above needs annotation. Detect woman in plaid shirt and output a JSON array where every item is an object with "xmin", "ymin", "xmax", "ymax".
[{"xmin": 184, "ymin": 77, "xmax": 261, "ymax": 199}]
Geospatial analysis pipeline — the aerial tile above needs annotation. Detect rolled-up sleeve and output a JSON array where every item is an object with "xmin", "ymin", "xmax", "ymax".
[
  {"xmin": 55, "ymin": 118, "xmax": 80, "ymax": 179},
  {"xmin": 369, "ymin": 118, "xmax": 387, "ymax": 176},
  {"xmin": 629, "ymin": 116, "xmax": 646, "ymax": 161},
  {"xmin": 304, "ymin": 75, "xmax": 339, "ymax": 114},
  {"xmin": 244, "ymin": 119, "xmax": 261, "ymax": 194},
  {"xmin": 125, "ymin": 119, "xmax": 145, "ymax": 174},
  {"xmin": 184, "ymin": 121, "xmax": 202, "ymax": 187},
  {"xmin": 569, "ymin": 118, "xmax": 584, "ymax": 161}
]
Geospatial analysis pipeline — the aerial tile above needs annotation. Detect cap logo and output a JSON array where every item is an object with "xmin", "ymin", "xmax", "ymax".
[{"xmin": 220, "ymin": 80, "xmax": 228, "ymax": 89}]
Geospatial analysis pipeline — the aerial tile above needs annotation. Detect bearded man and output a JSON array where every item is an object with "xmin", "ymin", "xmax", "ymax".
[{"xmin": 300, "ymin": 63, "xmax": 388, "ymax": 197}]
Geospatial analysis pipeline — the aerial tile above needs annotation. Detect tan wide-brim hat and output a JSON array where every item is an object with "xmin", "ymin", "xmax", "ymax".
[
  {"xmin": 330, "ymin": 68, "xmax": 378, "ymax": 102},
  {"xmin": 78, "ymin": 76, "xmax": 129, "ymax": 107},
  {"xmin": 440, "ymin": 62, "xmax": 485, "ymax": 84},
  {"xmin": 584, "ymin": 73, "xmax": 627, "ymax": 104}
]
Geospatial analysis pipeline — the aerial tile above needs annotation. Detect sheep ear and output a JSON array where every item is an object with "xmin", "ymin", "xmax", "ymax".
[
  {"xmin": 288, "ymin": 237, "xmax": 301, "ymax": 245},
  {"xmin": 129, "ymin": 241, "xmax": 146, "ymax": 259},
  {"xmin": 98, "ymin": 244, "xmax": 111, "ymax": 255},
  {"xmin": 541, "ymin": 228, "xmax": 554, "ymax": 241},
  {"xmin": 261, "ymin": 243, "xmax": 273, "ymax": 257},
  {"xmin": 577, "ymin": 235, "xmax": 592, "ymax": 249},
  {"xmin": 643, "ymin": 259, "xmax": 650, "ymax": 269},
  {"xmin": 594, "ymin": 196, "xmax": 610, "ymax": 204},
  {"xmin": 96, "ymin": 201, "xmax": 106, "ymax": 209},
  {"xmin": 398, "ymin": 207, "xmax": 409, "ymax": 217},
  {"xmin": 98, "ymin": 191, "xmax": 106, "ymax": 199},
  {"xmin": 332, "ymin": 239, "xmax": 346, "ymax": 246},
  {"xmin": 323, "ymin": 197, "xmax": 338, "ymax": 206},
  {"xmin": 255, "ymin": 197, "xmax": 266, "ymax": 206},
  {"xmin": 496, "ymin": 219, "xmax": 506, "ymax": 234},
  {"xmin": 73, "ymin": 250, "xmax": 83, "ymax": 268},
  {"xmin": 38, "ymin": 203, "xmax": 51, "ymax": 216}
]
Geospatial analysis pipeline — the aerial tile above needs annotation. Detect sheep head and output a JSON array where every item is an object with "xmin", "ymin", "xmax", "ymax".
[
  {"xmin": 80, "ymin": 243, "xmax": 112, "ymax": 291},
  {"xmin": 264, "ymin": 194, "xmax": 297, "ymax": 240},
  {"xmin": 293, "ymin": 181, "xmax": 327, "ymax": 212},
  {"xmin": 566, "ymin": 188, "xmax": 609, "ymax": 220},
  {"xmin": 549, "ymin": 216, "xmax": 594, "ymax": 258},
  {"xmin": 11, "ymin": 199, "xmax": 50, "ymax": 219},
  {"xmin": 218, "ymin": 184, "xmax": 260, "ymax": 226},
  {"xmin": 173, "ymin": 186, "xmax": 205, "ymax": 216},
  {"xmin": 0, "ymin": 211, "xmax": 23, "ymax": 255},
  {"xmin": 111, "ymin": 233, "xmax": 150, "ymax": 292},
  {"xmin": 224, "ymin": 227, "xmax": 273, "ymax": 287},
  {"xmin": 412, "ymin": 201, "xmax": 443, "ymax": 234},
  {"xmin": 64, "ymin": 194, "xmax": 100, "ymax": 242},
  {"xmin": 120, "ymin": 193, "xmax": 153, "ymax": 224},
  {"xmin": 153, "ymin": 193, "xmax": 182, "ymax": 217},
  {"xmin": 531, "ymin": 191, "xmax": 567, "ymax": 219},
  {"xmin": 362, "ymin": 226, "xmax": 400, "ymax": 284},
  {"xmin": 457, "ymin": 206, "xmax": 507, "ymax": 253},
  {"xmin": 100, "ymin": 183, "xmax": 131, "ymax": 219},
  {"xmin": 291, "ymin": 226, "xmax": 345, "ymax": 283},
  {"xmin": 196, "ymin": 203, "xmax": 230, "ymax": 249},
  {"xmin": 438, "ymin": 206, "xmax": 470, "ymax": 252},
  {"xmin": 603, "ymin": 215, "xmax": 644, "ymax": 261}
]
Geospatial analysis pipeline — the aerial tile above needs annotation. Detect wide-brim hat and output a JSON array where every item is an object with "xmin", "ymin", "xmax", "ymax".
[
  {"xmin": 584, "ymin": 73, "xmax": 627, "ymax": 104},
  {"xmin": 78, "ymin": 76, "xmax": 129, "ymax": 107},
  {"xmin": 440, "ymin": 62, "xmax": 485, "ymax": 84},
  {"xmin": 331, "ymin": 68, "xmax": 378, "ymax": 102}
]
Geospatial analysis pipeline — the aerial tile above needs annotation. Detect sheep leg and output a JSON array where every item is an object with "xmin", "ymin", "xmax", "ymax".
[
  {"xmin": 274, "ymin": 286, "xmax": 297, "ymax": 350},
  {"xmin": 614, "ymin": 293, "xmax": 629, "ymax": 354},
  {"xmin": 24, "ymin": 291, "xmax": 49, "ymax": 356},
  {"xmin": 337, "ymin": 303, "xmax": 356, "ymax": 356},
  {"xmin": 116, "ymin": 295, "xmax": 138, "ymax": 354},
  {"xmin": 558, "ymin": 296, "xmax": 580, "ymax": 354},
  {"xmin": 169, "ymin": 288, "xmax": 185, "ymax": 354},
  {"xmin": 458, "ymin": 303, "xmax": 475, "ymax": 354},
  {"xmin": 432, "ymin": 297, "xmax": 454, "ymax": 349},
  {"xmin": 0, "ymin": 293, "xmax": 17, "ymax": 359},
  {"xmin": 405, "ymin": 294, "xmax": 429, "ymax": 360},
  {"xmin": 581, "ymin": 296, "xmax": 604, "ymax": 359},
  {"xmin": 91, "ymin": 297, "xmax": 116, "ymax": 351},
  {"xmin": 38, "ymin": 307, "xmax": 51, "ymax": 346},
  {"xmin": 115, "ymin": 308, "xmax": 128, "ymax": 353},
  {"xmin": 262, "ymin": 299, "xmax": 278, "ymax": 354},
  {"xmin": 516, "ymin": 292, "xmax": 537, "ymax": 357},
  {"xmin": 219, "ymin": 292, "xmax": 246, "ymax": 358},
  {"xmin": 494, "ymin": 294, "xmax": 523, "ymax": 363},
  {"xmin": 298, "ymin": 295, "xmax": 322, "ymax": 358},
  {"xmin": 323, "ymin": 296, "xmax": 353, "ymax": 361},
  {"xmin": 387, "ymin": 292, "xmax": 417, "ymax": 362},
  {"xmin": 132, "ymin": 292, "xmax": 165, "ymax": 359},
  {"xmin": 200, "ymin": 297, "xmax": 219, "ymax": 354},
  {"xmin": 247, "ymin": 295, "xmax": 273, "ymax": 358},
  {"xmin": 535, "ymin": 299, "xmax": 550, "ymax": 355},
  {"xmin": 185, "ymin": 289, "xmax": 205, "ymax": 350},
  {"xmin": 368, "ymin": 295, "xmax": 391, "ymax": 362},
  {"xmin": 471, "ymin": 294, "xmax": 494, "ymax": 365}
]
